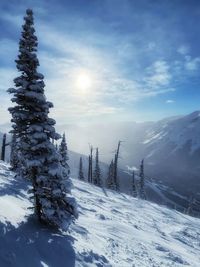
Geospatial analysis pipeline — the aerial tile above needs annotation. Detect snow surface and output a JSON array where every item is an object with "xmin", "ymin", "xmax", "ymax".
[{"xmin": 0, "ymin": 161, "xmax": 200, "ymax": 266}]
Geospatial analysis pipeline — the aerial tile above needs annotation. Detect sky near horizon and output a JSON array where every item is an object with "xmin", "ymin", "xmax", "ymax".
[{"xmin": 0, "ymin": 0, "xmax": 200, "ymax": 125}]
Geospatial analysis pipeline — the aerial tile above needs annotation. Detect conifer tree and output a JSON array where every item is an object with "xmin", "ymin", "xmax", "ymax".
[
  {"xmin": 93, "ymin": 148, "xmax": 101, "ymax": 186},
  {"xmin": 7, "ymin": 9, "xmax": 77, "ymax": 229},
  {"xmin": 106, "ymin": 160, "xmax": 115, "ymax": 189},
  {"xmin": 132, "ymin": 170, "xmax": 137, "ymax": 197},
  {"xmin": 139, "ymin": 159, "xmax": 146, "ymax": 199},
  {"xmin": 59, "ymin": 133, "xmax": 70, "ymax": 176},
  {"xmin": 87, "ymin": 145, "xmax": 93, "ymax": 183},
  {"xmin": 10, "ymin": 133, "xmax": 19, "ymax": 171},
  {"xmin": 78, "ymin": 157, "xmax": 84, "ymax": 180},
  {"xmin": 105, "ymin": 147, "xmax": 120, "ymax": 191}
]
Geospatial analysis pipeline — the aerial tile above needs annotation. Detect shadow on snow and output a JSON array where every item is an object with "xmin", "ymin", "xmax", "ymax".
[{"xmin": 0, "ymin": 217, "xmax": 76, "ymax": 267}]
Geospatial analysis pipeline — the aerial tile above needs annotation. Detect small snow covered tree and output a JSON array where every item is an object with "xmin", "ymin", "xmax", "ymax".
[
  {"xmin": 10, "ymin": 133, "xmax": 19, "ymax": 171},
  {"xmin": 132, "ymin": 170, "xmax": 137, "ymax": 198},
  {"xmin": 59, "ymin": 133, "xmax": 70, "ymax": 176},
  {"xmin": 93, "ymin": 148, "xmax": 101, "ymax": 186},
  {"xmin": 7, "ymin": 9, "xmax": 77, "ymax": 229},
  {"xmin": 78, "ymin": 157, "xmax": 84, "ymax": 180},
  {"xmin": 106, "ymin": 142, "xmax": 121, "ymax": 191},
  {"xmin": 87, "ymin": 145, "xmax": 93, "ymax": 183},
  {"xmin": 139, "ymin": 159, "xmax": 146, "ymax": 200},
  {"xmin": 106, "ymin": 160, "xmax": 115, "ymax": 189}
]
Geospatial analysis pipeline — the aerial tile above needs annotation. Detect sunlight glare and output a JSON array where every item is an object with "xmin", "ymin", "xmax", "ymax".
[{"xmin": 76, "ymin": 72, "xmax": 92, "ymax": 94}]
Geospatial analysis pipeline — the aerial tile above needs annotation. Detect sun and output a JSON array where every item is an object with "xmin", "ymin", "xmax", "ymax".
[{"xmin": 76, "ymin": 72, "xmax": 92, "ymax": 94}]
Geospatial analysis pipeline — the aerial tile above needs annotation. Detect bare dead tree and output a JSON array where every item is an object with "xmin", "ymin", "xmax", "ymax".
[{"xmin": 113, "ymin": 141, "xmax": 121, "ymax": 191}]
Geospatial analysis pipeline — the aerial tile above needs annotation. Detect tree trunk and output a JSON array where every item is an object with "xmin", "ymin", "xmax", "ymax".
[
  {"xmin": 32, "ymin": 167, "xmax": 42, "ymax": 222},
  {"xmin": 88, "ymin": 155, "xmax": 91, "ymax": 182},
  {"xmin": 1, "ymin": 134, "xmax": 6, "ymax": 161},
  {"xmin": 113, "ymin": 141, "xmax": 121, "ymax": 190},
  {"xmin": 90, "ymin": 146, "xmax": 93, "ymax": 183}
]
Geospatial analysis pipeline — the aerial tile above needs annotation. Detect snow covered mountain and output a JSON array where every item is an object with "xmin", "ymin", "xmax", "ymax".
[
  {"xmin": 143, "ymin": 111, "xmax": 200, "ymax": 153},
  {"xmin": 140, "ymin": 111, "xmax": 200, "ymax": 195},
  {"xmin": 0, "ymin": 161, "xmax": 200, "ymax": 267}
]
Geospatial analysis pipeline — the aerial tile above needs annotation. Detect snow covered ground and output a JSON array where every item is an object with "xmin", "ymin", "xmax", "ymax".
[{"xmin": 0, "ymin": 161, "xmax": 200, "ymax": 267}]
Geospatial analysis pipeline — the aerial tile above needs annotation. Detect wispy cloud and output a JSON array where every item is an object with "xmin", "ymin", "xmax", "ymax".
[
  {"xmin": 175, "ymin": 47, "xmax": 200, "ymax": 73},
  {"xmin": 184, "ymin": 56, "xmax": 200, "ymax": 71},
  {"xmin": 177, "ymin": 45, "xmax": 190, "ymax": 55},
  {"xmin": 145, "ymin": 60, "xmax": 171, "ymax": 88},
  {"xmin": 147, "ymin": 42, "xmax": 156, "ymax": 51},
  {"xmin": 166, "ymin": 99, "xmax": 175, "ymax": 104}
]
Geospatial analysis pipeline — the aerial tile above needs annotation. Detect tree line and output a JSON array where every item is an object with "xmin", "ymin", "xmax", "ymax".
[{"xmin": 78, "ymin": 141, "xmax": 147, "ymax": 200}]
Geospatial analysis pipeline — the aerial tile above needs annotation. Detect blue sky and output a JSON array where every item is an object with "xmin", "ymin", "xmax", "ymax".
[{"xmin": 0, "ymin": 0, "xmax": 200, "ymax": 124}]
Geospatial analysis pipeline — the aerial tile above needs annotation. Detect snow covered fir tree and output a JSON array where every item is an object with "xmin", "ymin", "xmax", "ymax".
[
  {"xmin": 139, "ymin": 159, "xmax": 146, "ymax": 200},
  {"xmin": 93, "ymin": 148, "xmax": 101, "ymax": 186},
  {"xmin": 7, "ymin": 9, "xmax": 78, "ymax": 230},
  {"xmin": 59, "ymin": 133, "xmax": 70, "ymax": 177},
  {"xmin": 106, "ymin": 160, "xmax": 115, "ymax": 189},
  {"xmin": 104, "ymin": 142, "xmax": 122, "ymax": 191}
]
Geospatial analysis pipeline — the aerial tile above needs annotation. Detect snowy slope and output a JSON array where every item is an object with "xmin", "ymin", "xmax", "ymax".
[{"xmin": 0, "ymin": 161, "xmax": 200, "ymax": 267}]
